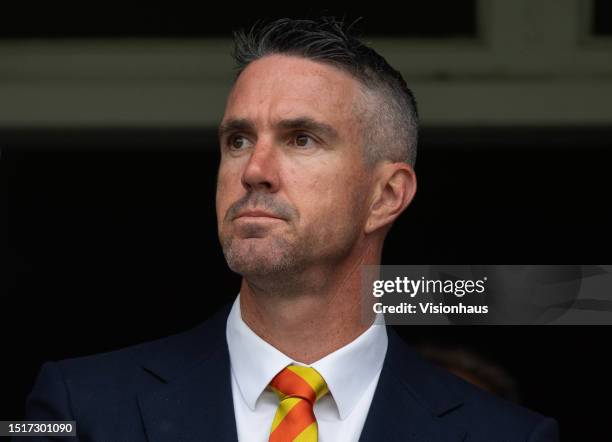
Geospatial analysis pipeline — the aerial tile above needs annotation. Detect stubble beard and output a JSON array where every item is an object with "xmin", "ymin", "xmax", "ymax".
[
  {"xmin": 220, "ymin": 216, "xmax": 364, "ymax": 297},
  {"xmin": 220, "ymin": 230, "xmax": 308, "ymax": 279},
  {"xmin": 218, "ymin": 185, "xmax": 370, "ymax": 295}
]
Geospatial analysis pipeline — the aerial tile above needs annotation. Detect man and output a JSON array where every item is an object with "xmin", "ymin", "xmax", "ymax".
[{"xmin": 21, "ymin": 18, "xmax": 559, "ymax": 441}]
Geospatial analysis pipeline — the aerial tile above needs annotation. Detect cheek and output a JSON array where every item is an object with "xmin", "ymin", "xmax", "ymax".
[{"xmin": 298, "ymin": 170, "xmax": 364, "ymax": 223}]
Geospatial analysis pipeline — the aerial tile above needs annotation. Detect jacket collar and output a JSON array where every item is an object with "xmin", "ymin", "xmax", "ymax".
[{"xmin": 136, "ymin": 304, "xmax": 467, "ymax": 442}]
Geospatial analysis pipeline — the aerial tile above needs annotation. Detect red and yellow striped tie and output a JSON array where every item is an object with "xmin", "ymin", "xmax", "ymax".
[{"xmin": 268, "ymin": 365, "xmax": 329, "ymax": 442}]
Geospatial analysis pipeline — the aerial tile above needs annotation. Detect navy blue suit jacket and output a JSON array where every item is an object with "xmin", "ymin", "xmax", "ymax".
[{"xmin": 20, "ymin": 303, "xmax": 559, "ymax": 441}]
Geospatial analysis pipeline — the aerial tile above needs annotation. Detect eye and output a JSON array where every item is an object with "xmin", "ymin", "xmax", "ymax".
[
  {"xmin": 228, "ymin": 135, "xmax": 253, "ymax": 151},
  {"xmin": 290, "ymin": 133, "xmax": 316, "ymax": 148}
]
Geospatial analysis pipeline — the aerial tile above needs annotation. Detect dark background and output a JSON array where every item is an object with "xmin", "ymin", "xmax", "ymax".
[
  {"xmin": 0, "ymin": 3, "xmax": 478, "ymax": 39},
  {"xmin": 2, "ymin": 3, "xmax": 612, "ymax": 441}
]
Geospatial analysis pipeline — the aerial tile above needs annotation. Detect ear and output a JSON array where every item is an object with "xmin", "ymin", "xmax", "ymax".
[{"xmin": 365, "ymin": 163, "xmax": 417, "ymax": 235}]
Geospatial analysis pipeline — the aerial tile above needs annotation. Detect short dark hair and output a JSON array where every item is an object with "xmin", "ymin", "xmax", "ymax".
[{"xmin": 231, "ymin": 17, "xmax": 419, "ymax": 167}]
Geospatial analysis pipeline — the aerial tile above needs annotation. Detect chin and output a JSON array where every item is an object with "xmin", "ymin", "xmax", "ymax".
[
  {"xmin": 227, "ymin": 256, "xmax": 292, "ymax": 277},
  {"xmin": 222, "ymin": 237, "xmax": 295, "ymax": 276}
]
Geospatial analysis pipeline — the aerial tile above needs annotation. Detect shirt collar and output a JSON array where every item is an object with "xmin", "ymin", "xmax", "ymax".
[{"xmin": 226, "ymin": 294, "xmax": 388, "ymax": 420}]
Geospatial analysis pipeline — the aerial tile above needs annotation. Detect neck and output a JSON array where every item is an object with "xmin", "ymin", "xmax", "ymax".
[{"xmin": 239, "ymin": 238, "xmax": 382, "ymax": 364}]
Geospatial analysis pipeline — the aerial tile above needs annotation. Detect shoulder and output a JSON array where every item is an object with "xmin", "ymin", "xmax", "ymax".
[
  {"xmin": 384, "ymin": 329, "xmax": 559, "ymax": 441},
  {"xmin": 436, "ymin": 364, "xmax": 557, "ymax": 439},
  {"xmin": 30, "ymin": 303, "xmax": 231, "ymax": 406}
]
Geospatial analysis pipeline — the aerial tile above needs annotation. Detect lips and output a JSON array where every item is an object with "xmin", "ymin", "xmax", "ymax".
[{"xmin": 234, "ymin": 210, "xmax": 283, "ymax": 220}]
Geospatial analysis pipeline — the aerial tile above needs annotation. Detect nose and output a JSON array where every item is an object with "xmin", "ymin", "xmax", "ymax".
[{"xmin": 241, "ymin": 139, "xmax": 280, "ymax": 193}]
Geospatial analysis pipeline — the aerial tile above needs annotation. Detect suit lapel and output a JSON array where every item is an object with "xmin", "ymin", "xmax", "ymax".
[
  {"xmin": 137, "ymin": 304, "xmax": 238, "ymax": 442},
  {"xmin": 134, "ymin": 306, "xmax": 468, "ymax": 442},
  {"xmin": 359, "ymin": 328, "xmax": 467, "ymax": 442}
]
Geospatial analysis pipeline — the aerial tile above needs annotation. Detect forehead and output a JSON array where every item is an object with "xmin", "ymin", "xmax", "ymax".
[{"xmin": 224, "ymin": 55, "xmax": 362, "ymax": 128}]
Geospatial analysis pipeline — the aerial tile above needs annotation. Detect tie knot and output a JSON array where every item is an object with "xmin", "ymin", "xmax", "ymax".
[{"xmin": 269, "ymin": 365, "xmax": 329, "ymax": 404}]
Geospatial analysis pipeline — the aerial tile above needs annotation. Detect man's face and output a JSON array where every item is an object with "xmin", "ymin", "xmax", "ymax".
[{"xmin": 216, "ymin": 55, "xmax": 372, "ymax": 277}]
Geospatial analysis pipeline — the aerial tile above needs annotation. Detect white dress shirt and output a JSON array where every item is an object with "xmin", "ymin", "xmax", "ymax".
[{"xmin": 226, "ymin": 294, "xmax": 388, "ymax": 442}]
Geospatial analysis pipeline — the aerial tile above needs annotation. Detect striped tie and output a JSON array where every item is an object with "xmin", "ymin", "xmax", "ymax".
[{"xmin": 268, "ymin": 365, "xmax": 329, "ymax": 442}]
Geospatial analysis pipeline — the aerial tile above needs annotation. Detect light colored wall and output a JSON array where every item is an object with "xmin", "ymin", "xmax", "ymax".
[{"xmin": 1, "ymin": 0, "xmax": 611, "ymax": 129}]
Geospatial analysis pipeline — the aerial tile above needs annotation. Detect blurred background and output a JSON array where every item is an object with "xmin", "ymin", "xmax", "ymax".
[{"xmin": 1, "ymin": 1, "xmax": 611, "ymax": 439}]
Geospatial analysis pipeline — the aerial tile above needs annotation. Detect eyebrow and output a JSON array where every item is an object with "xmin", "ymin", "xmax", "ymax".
[
  {"xmin": 218, "ymin": 117, "xmax": 339, "ymax": 142},
  {"xmin": 276, "ymin": 117, "xmax": 339, "ymax": 141},
  {"xmin": 218, "ymin": 118, "xmax": 255, "ymax": 140}
]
